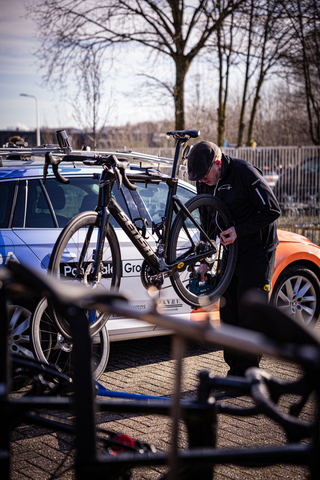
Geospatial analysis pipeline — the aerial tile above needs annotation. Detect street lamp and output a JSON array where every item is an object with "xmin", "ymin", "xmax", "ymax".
[{"xmin": 20, "ymin": 93, "xmax": 41, "ymax": 145}]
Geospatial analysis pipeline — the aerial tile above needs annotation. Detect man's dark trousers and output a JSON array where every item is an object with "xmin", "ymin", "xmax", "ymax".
[{"xmin": 220, "ymin": 250, "xmax": 276, "ymax": 376}]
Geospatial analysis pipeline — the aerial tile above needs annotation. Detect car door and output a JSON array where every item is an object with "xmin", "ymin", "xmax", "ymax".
[
  {"xmin": 11, "ymin": 176, "xmax": 103, "ymax": 270},
  {"xmin": 106, "ymin": 178, "xmax": 197, "ymax": 341},
  {"xmin": 11, "ymin": 178, "xmax": 67, "ymax": 271},
  {"xmin": 0, "ymin": 180, "xmax": 28, "ymax": 267}
]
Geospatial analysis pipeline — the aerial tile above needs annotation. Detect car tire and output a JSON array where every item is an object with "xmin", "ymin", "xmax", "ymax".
[
  {"xmin": 272, "ymin": 265, "xmax": 320, "ymax": 327},
  {"xmin": 7, "ymin": 295, "xmax": 36, "ymax": 391}
]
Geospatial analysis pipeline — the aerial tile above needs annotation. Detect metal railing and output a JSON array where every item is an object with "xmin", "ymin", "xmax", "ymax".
[{"xmin": 136, "ymin": 145, "xmax": 320, "ymax": 245}]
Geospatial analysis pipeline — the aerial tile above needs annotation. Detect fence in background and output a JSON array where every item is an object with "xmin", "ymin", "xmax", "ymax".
[{"xmin": 137, "ymin": 145, "xmax": 320, "ymax": 245}]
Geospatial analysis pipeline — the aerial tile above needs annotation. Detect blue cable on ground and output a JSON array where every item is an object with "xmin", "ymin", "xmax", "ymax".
[{"xmin": 95, "ymin": 380, "xmax": 173, "ymax": 401}]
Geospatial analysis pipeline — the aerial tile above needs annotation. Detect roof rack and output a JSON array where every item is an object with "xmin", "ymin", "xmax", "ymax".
[
  {"xmin": 1, "ymin": 129, "xmax": 179, "ymax": 170},
  {"xmin": 0, "ymin": 146, "xmax": 174, "ymax": 167}
]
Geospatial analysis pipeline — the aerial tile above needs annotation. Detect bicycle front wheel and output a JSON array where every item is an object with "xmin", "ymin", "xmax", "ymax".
[
  {"xmin": 31, "ymin": 298, "xmax": 109, "ymax": 380},
  {"xmin": 167, "ymin": 195, "xmax": 237, "ymax": 308},
  {"xmin": 48, "ymin": 211, "xmax": 121, "ymax": 339}
]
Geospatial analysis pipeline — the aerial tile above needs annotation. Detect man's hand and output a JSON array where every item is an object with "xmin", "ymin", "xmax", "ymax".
[
  {"xmin": 198, "ymin": 263, "xmax": 209, "ymax": 282},
  {"xmin": 220, "ymin": 226, "xmax": 237, "ymax": 245}
]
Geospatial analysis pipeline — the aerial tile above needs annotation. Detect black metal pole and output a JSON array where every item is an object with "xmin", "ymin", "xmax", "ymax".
[
  {"xmin": 65, "ymin": 306, "xmax": 97, "ymax": 478},
  {"xmin": 0, "ymin": 281, "xmax": 11, "ymax": 478}
]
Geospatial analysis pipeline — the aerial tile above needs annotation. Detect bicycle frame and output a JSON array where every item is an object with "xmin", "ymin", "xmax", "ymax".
[
  {"xmin": 88, "ymin": 135, "xmax": 217, "ymax": 283},
  {"xmin": 3, "ymin": 129, "xmax": 219, "ymax": 287}
]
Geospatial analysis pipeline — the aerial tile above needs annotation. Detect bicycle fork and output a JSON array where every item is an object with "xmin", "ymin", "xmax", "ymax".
[
  {"xmin": 76, "ymin": 207, "xmax": 110, "ymax": 288},
  {"xmin": 91, "ymin": 207, "xmax": 110, "ymax": 286}
]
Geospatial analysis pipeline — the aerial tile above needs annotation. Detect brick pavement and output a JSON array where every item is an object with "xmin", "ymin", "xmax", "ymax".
[{"xmin": 9, "ymin": 335, "xmax": 314, "ymax": 479}]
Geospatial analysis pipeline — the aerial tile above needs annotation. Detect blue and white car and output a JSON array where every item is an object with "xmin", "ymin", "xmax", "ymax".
[{"xmin": 0, "ymin": 156, "xmax": 197, "ymax": 359}]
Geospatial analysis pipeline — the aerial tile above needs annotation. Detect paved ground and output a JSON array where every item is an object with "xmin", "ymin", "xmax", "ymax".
[{"xmin": 9, "ymin": 334, "xmax": 315, "ymax": 479}]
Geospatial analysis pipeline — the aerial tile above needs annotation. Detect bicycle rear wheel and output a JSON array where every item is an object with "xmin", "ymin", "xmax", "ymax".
[
  {"xmin": 48, "ymin": 211, "xmax": 121, "ymax": 339},
  {"xmin": 167, "ymin": 195, "xmax": 237, "ymax": 308},
  {"xmin": 31, "ymin": 297, "xmax": 109, "ymax": 380}
]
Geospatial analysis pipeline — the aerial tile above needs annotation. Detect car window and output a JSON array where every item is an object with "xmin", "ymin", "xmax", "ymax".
[
  {"xmin": 301, "ymin": 158, "xmax": 319, "ymax": 174},
  {"xmin": 26, "ymin": 179, "xmax": 58, "ymax": 228},
  {"xmin": 23, "ymin": 177, "xmax": 129, "ymax": 229},
  {"xmin": 136, "ymin": 182, "xmax": 168, "ymax": 225},
  {"xmin": 135, "ymin": 182, "xmax": 196, "ymax": 225},
  {"xmin": 0, "ymin": 181, "xmax": 15, "ymax": 228},
  {"xmin": 34, "ymin": 177, "xmax": 128, "ymax": 228},
  {"xmin": 12, "ymin": 180, "xmax": 26, "ymax": 228},
  {"xmin": 177, "ymin": 183, "xmax": 196, "ymax": 205},
  {"xmin": 46, "ymin": 178, "xmax": 95, "ymax": 227},
  {"xmin": 57, "ymin": 177, "xmax": 130, "ymax": 228}
]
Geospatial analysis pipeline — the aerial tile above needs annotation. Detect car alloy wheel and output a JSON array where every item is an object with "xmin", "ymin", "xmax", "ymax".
[{"xmin": 272, "ymin": 265, "xmax": 320, "ymax": 327}]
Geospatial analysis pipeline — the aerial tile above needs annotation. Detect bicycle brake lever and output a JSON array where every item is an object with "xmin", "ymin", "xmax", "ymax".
[
  {"xmin": 43, "ymin": 160, "xmax": 48, "ymax": 184},
  {"xmin": 113, "ymin": 165, "xmax": 122, "ymax": 188},
  {"xmin": 45, "ymin": 152, "xmax": 70, "ymax": 184}
]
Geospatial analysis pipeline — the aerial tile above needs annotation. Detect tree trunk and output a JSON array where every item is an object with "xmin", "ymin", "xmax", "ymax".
[
  {"xmin": 247, "ymin": 76, "xmax": 263, "ymax": 146},
  {"xmin": 217, "ymin": 20, "xmax": 225, "ymax": 146},
  {"xmin": 237, "ymin": 0, "xmax": 254, "ymax": 147},
  {"xmin": 174, "ymin": 56, "xmax": 188, "ymax": 131}
]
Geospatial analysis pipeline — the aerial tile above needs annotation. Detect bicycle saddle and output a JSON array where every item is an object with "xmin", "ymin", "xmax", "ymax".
[{"xmin": 166, "ymin": 129, "xmax": 200, "ymax": 138}]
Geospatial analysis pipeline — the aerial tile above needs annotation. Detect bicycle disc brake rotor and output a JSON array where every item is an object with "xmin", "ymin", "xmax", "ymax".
[{"xmin": 195, "ymin": 239, "xmax": 219, "ymax": 266}]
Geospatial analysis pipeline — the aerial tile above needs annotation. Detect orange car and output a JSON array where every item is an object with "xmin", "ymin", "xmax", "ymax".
[
  {"xmin": 272, "ymin": 229, "xmax": 320, "ymax": 326},
  {"xmin": 192, "ymin": 229, "xmax": 320, "ymax": 327}
]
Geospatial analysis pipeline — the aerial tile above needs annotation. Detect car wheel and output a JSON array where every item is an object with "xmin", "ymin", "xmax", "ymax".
[
  {"xmin": 272, "ymin": 265, "xmax": 320, "ymax": 327},
  {"xmin": 8, "ymin": 296, "xmax": 35, "ymax": 390},
  {"xmin": 30, "ymin": 298, "xmax": 110, "ymax": 380}
]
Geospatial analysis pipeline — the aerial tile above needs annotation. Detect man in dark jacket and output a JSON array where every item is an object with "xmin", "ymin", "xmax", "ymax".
[{"xmin": 188, "ymin": 141, "xmax": 281, "ymax": 376}]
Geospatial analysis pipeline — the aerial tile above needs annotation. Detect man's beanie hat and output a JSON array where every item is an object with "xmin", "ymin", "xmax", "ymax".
[{"xmin": 187, "ymin": 141, "xmax": 222, "ymax": 181}]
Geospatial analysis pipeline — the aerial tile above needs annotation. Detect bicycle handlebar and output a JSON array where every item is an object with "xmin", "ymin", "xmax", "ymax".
[
  {"xmin": 44, "ymin": 152, "xmax": 137, "ymax": 190},
  {"xmin": 44, "ymin": 152, "xmax": 70, "ymax": 184},
  {"xmin": 248, "ymin": 368, "xmax": 313, "ymax": 441},
  {"xmin": 209, "ymin": 368, "xmax": 313, "ymax": 442}
]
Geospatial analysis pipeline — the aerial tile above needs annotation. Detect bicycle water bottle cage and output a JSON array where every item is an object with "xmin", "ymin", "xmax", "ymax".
[
  {"xmin": 187, "ymin": 273, "xmax": 213, "ymax": 295},
  {"xmin": 152, "ymin": 221, "xmax": 164, "ymax": 239},
  {"xmin": 133, "ymin": 217, "xmax": 149, "ymax": 239}
]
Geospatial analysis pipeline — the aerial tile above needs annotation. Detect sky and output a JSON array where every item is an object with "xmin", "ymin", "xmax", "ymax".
[{"xmin": 0, "ymin": 0, "xmax": 174, "ymax": 132}]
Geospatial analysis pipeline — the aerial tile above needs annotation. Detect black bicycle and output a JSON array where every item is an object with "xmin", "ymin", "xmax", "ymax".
[
  {"xmin": 1, "ymin": 261, "xmax": 320, "ymax": 480},
  {"xmin": 42, "ymin": 129, "xmax": 237, "ymax": 343}
]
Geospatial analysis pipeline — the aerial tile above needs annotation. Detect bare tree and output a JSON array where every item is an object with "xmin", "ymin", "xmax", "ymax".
[
  {"xmin": 281, "ymin": 0, "xmax": 320, "ymax": 145},
  {"xmin": 245, "ymin": 1, "xmax": 293, "ymax": 146},
  {"xmin": 216, "ymin": 2, "xmax": 237, "ymax": 146},
  {"xmin": 69, "ymin": 47, "xmax": 114, "ymax": 150},
  {"xmin": 203, "ymin": 0, "xmax": 290, "ymax": 147},
  {"xmin": 28, "ymin": 0, "xmax": 246, "ymax": 131},
  {"xmin": 236, "ymin": 0, "xmax": 255, "ymax": 147}
]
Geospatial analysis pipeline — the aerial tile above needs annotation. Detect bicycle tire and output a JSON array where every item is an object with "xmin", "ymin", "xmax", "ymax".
[
  {"xmin": 167, "ymin": 195, "xmax": 237, "ymax": 308},
  {"xmin": 31, "ymin": 297, "xmax": 110, "ymax": 380},
  {"xmin": 48, "ymin": 211, "xmax": 121, "ymax": 339}
]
